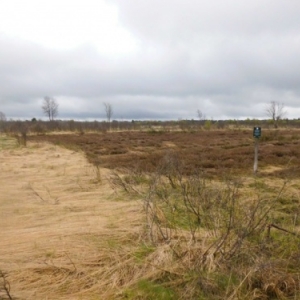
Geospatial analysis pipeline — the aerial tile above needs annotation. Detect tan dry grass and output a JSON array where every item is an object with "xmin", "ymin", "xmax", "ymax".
[{"xmin": 0, "ymin": 139, "xmax": 143, "ymax": 299}]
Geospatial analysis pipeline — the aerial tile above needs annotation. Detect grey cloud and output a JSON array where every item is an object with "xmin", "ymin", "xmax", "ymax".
[
  {"xmin": 112, "ymin": 0, "xmax": 300, "ymax": 40},
  {"xmin": 1, "ymin": 1, "xmax": 300, "ymax": 120}
]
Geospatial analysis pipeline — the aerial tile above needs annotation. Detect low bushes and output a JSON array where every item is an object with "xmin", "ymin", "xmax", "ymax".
[{"xmin": 110, "ymin": 151, "xmax": 300, "ymax": 299}]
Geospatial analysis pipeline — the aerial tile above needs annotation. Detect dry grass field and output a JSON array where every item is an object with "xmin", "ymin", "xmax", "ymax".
[
  {"xmin": 0, "ymin": 136, "xmax": 144, "ymax": 299},
  {"xmin": 2, "ymin": 128, "xmax": 300, "ymax": 299}
]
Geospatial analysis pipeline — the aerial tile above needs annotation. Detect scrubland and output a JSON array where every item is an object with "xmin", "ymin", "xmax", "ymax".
[{"xmin": 1, "ymin": 127, "xmax": 300, "ymax": 299}]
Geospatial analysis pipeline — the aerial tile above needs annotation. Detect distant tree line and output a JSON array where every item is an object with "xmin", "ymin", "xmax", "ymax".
[
  {"xmin": 0, "ymin": 100, "xmax": 295, "ymax": 135},
  {"xmin": 1, "ymin": 117, "xmax": 300, "ymax": 136}
]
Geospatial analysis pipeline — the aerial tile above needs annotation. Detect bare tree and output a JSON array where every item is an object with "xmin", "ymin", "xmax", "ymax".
[
  {"xmin": 265, "ymin": 101, "xmax": 286, "ymax": 128},
  {"xmin": 197, "ymin": 109, "xmax": 206, "ymax": 121},
  {"xmin": 0, "ymin": 111, "xmax": 6, "ymax": 122},
  {"xmin": 0, "ymin": 111, "xmax": 6, "ymax": 133},
  {"xmin": 103, "ymin": 102, "xmax": 113, "ymax": 123},
  {"xmin": 42, "ymin": 97, "xmax": 58, "ymax": 121},
  {"xmin": 197, "ymin": 109, "xmax": 206, "ymax": 130}
]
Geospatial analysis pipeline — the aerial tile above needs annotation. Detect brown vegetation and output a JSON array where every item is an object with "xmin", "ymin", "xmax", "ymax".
[{"xmin": 28, "ymin": 129, "xmax": 300, "ymax": 178}]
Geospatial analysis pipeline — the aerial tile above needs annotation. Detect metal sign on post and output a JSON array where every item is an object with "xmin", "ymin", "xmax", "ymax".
[
  {"xmin": 253, "ymin": 127, "xmax": 261, "ymax": 174},
  {"xmin": 253, "ymin": 127, "xmax": 261, "ymax": 138}
]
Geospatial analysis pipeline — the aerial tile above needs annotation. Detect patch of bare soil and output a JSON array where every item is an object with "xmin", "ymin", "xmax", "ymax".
[{"xmin": 0, "ymin": 139, "xmax": 143, "ymax": 299}]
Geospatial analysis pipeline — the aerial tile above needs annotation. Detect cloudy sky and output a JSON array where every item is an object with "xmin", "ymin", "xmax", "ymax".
[{"xmin": 0, "ymin": 0, "xmax": 300, "ymax": 120}]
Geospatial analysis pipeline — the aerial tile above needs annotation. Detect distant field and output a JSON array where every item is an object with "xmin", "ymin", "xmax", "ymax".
[{"xmin": 29, "ymin": 129, "xmax": 300, "ymax": 177}]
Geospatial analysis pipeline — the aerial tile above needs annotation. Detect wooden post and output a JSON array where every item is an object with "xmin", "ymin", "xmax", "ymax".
[
  {"xmin": 253, "ymin": 127, "xmax": 261, "ymax": 174},
  {"xmin": 254, "ymin": 138, "xmax": 258, "ymax": 174}
]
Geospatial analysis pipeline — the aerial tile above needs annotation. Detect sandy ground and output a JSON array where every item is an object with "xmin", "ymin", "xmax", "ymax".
[{"xmin": 0, "ymin": 138, "xmax": 143, "ymax": 299}]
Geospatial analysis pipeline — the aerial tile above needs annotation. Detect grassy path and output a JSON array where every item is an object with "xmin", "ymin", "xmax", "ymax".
[{"xmin": 0, "ymin": 137, "xmax": 142, "ymax": 299}]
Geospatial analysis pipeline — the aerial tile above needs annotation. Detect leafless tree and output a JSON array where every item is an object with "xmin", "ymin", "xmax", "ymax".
[
  {"xmin": 0, "ymin": 111, "xmax": 6, "ymax": 122},
  {"xmin": 42, "ymin": 97, "xmax": 58, "ymax": 121},
  {"xmin": 197, "ymin": 109, "xmax": 206, "ymax": 130},
  {"xmin": 197, "ymin": 109, "xmax": 206, "ymax": 121},
  {"xmin": 104, "ymin": 102, "xmax": 113, "ymax": 123},
  {"xmin": 265, "ymin": 101, "xmax": 286, "ymax": 128},
  {"xmin": 0, "ymin": 111, "xmax": 6, "ymax": 133}
]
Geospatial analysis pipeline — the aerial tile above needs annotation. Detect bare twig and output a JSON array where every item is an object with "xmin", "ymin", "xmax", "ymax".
[
  {"xmin": 29, "ymin": 183, "xmax": 47, "ymax": 203},
  {"xmin": 267, "ymin": 223, "xmax": 298, "ymax": 238},
  {"xmin": 0, "ymin": 270, "xmax": 13, "ymax": 300}
]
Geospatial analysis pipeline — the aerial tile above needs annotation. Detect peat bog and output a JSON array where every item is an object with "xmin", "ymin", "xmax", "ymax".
[{"xmin": 29, "ymin": 129, "xmax": 300, "ymax": 178}]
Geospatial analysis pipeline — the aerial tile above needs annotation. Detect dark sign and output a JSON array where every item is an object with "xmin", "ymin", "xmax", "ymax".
[{"xmin": 253, "ymin": 127, "xmax": 261, "ymax": 138}]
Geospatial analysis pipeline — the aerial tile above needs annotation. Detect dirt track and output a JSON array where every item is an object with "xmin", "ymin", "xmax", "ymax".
[{"xmin": 0, "ymin": 138, "xmax": 142, "ymax": 299}]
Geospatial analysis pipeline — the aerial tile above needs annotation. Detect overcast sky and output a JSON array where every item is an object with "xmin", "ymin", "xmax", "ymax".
[{"xmin": 0, "ymin": 0, "xmax": 300, "ymax": 120}]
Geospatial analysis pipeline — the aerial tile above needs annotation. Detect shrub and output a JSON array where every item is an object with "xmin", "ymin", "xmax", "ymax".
[{"xmin": 110, "ymin": 151, "xmax": 300, "ymax": 298}]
